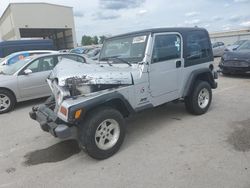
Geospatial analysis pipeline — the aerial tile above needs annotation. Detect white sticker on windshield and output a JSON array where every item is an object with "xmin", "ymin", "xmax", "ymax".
[{"xmin": 133, "ymin": 36, "xmax": 147, "ymax": 44}]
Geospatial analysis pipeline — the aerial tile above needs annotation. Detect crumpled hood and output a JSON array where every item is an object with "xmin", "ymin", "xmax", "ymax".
[{"xmin": 52, "ymin": 59, "xmax": 140, "ymax": 87}]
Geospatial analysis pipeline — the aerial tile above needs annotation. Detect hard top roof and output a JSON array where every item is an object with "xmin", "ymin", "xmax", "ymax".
[{"xmin": 107, "ymin": 27, "xmax": 208, "ymax": 40}]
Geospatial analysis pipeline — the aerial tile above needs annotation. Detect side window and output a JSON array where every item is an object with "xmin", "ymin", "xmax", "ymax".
[
  {"xmin": 219, "ymin": 42, "xmax": 224, "ymax": 46},
  {"xmin": 186, "ymin": 31, "xmax": 211, "ymax": 61},
  {"xmin": 26, "ymin": 56, "xmax": 56, "ymax": 73},
  {"xmin": 212, "ymin": 43, "xmax": 218, "ymax": 48},
  {"xmin": 152, "ymin": 34, "xmax": 181, "ymax": 63},
  {"xmin": 27, "ymin": 60, "xmax": 39, "ymax": 72}
]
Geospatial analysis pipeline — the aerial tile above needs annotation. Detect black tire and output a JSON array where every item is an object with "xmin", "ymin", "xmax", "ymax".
[
  {"xmin": 185, "ymin": 81, "xmax": 212, "ymax": 115},
  {"xmin": 78, "ymin": 106, "xmax": 125, "ymax": 160},
  {"xmin": 0, "ymin": 89, "xmax": 16, "ymax": 114}
]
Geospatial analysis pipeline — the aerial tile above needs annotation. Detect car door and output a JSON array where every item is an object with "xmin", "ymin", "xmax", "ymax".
[
  {"xmin": 17, "ymin": 56, "xmax": 57, "ymax": 99},
  {"xmin": 149, "ymin": 33, "xmax": 183, "ymax": 98},
  {"xmin": 212, "ymin": 43, "xmax": 219, "ymax": 56}
]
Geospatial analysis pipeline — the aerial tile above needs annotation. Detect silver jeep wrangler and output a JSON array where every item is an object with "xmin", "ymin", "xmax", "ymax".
[{"xmin": 30, "ymin": 28, "xmax": 218, "ymax": 159}]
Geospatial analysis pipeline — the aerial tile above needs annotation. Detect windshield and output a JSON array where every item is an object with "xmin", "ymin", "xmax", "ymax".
[
  {"xmin": 99, "ymin": 34, "xmax": 148, "ymax": 63},
  {"xmin": 212, "ymin": 43, "xmax": 217, "ymax": 48},
  {"xmin": 237, "ymin": 41, "xmax": 250, "ymax": 51},
  {"xmin": 0, "ymin": 58, "xmax": 31, "ymax": 75},
  {"xmin": 234, "ymin": 40, "xmax": 247, "ymax": 46}
]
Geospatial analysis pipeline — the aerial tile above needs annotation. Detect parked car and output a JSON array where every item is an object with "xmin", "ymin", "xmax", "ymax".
[
  {"xmin": 86, "ymin": 48, "xmax": 101, "ymax": 58},
  {"xmin": 212, "ymin": 42, "xmax": 226, "ymax": 57},
  {"xmin": 91, "ymin": 53, "xmax": 100, "ymax": 60},
  {"xmin": 30, "ymin": 27, "xmax": 218, "ymax": 160},
  {"xmin": 84, "ymin": 47, "xmax": 101, "ymax": 60},
  {"xmin": 70, "ymin": 47, "xmax": 94, "ymax": 54},
  {"xmin": 0, "ymin": 53, "xmax": 86, "ymax": 114},
  {"xmin": 0, "ymin": 50, "xmax": 57, "ymax": 66},
  {"xmin": 0, "ymin": 39, "xmax": 55, "ymax": 58},
  {"xmin": 219, "ymin": 40, "xmax": 250, "ymax": 75},
  {"xmin": 59, "ymin": 49, "xmax": 71, "ymax": 53},
  {"xmin": 70, "ymin": 47, "xmax": 85, "ymax": 54},
  {"xmin": 225, "ymin": 40, "xmax": 248, "ymax": 52}
]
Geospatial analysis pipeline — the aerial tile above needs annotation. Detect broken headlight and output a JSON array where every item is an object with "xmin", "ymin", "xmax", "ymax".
[{"xmin": 56, "ymin": 88, "xmax": 70, "ymax": 105}]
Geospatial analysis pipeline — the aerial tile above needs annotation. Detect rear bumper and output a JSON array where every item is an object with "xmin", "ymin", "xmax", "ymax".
[{"xmin": 29, "ymin": 105, "xmax": 74, "ymax": 139}]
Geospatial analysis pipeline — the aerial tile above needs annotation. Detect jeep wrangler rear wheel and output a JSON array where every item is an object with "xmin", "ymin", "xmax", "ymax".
[
  {"xmin": 78, "ymin": 107, "xmax": 125, "ymax": 160},
  {"xmin": 185, "ymin": 81, "xmax": 212, "ymax": 115}
]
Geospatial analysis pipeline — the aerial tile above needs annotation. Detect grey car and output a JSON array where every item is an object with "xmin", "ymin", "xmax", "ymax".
[
  {"xmin": 225, "ymin": 40, "xmax": 248, "ymax": 52},
  {"xmin": 212, "ymin": 42, "xmax": 226, "ymax": 56},
  {"xmin": 0, "ymin": 53, "xmax": 85, "ymax": 114}
]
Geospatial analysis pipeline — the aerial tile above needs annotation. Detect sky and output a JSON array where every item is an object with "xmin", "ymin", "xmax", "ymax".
[{"xmin": 1, "ymin": 0, "xmax": 250, "ymax": 43}]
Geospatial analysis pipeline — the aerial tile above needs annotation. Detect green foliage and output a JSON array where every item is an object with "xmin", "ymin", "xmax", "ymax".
[
  {"xmin": 81, "ymin": 35, "xmax": 93, "ymax": 46},
  {"xmin": 99, "ymin": 35, "xmax": 107, "ymax": 44},
  {"xmin": 92, "ymin": 36, "xmax": 99, "ymax": 45},
  {"xmin": 81, "ymin": 35, "xmax": 108, "ymax": 46}
]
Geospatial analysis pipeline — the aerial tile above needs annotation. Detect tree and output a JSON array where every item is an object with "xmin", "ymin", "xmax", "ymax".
[
  {"xmin": 81, "ymin": 35, "xmax": 93, "ymax": 46},
  {"xmin": 92, "ymin": 36, "xmax": 99, "ymax": 45},
  {"xmin": 81, "ymin": 35, "xmax": 108, "ymax": 46},
  {"xmin": 99, "ymin": 35, "xmax": 107, "ymax": 44}
]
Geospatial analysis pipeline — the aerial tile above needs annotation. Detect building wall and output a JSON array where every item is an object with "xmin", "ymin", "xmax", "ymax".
[
  {"xmin": 10, "ymin": 3, "xmax": 75, "ymax": 30},
  {"xmin": 0, "ymin": 6, "xmax": 19, "ymax": 40},
  {"xmin": 210, "ymin": 29, "xmax": 250, "ymax": 45},
  {"xmin": 0, "ymin": 3, "xmax": 76, "ymax": 48}
]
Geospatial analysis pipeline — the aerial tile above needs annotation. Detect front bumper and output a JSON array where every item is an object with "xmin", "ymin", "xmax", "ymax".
[
  {"xmin": 219, "ymin": 60, "xmax": 250, "ymax": 74},
  {"xmin": 29, "ymin": 105, "xmax": 74, "ymax": 139}
]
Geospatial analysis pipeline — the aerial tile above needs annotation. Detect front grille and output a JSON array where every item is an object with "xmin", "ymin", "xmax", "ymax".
[{"xmin": 224, "ymin": 60, "xmax": 249, "ymax": 67}]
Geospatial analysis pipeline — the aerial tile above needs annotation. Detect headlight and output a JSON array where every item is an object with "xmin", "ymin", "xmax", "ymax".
[
  {"xmin": 59, "ymin": 105, "xmax": 68, "ymax": 116},
  {"xmin": 56, "ymin": 91, "xmax": 63, "ymax": 104},
  {"xmin": 56, "ymin": 89, "xmax": 70, "ymax": 105}
]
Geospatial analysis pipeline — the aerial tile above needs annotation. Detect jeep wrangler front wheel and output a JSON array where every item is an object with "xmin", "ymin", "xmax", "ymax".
[
  {"xmin": 78, "ymin": 107, "xmax": 125, "ymax": 160},
  {"xmin": 185, "ymin": 81, "xmax": 212, "ymax": 115}
]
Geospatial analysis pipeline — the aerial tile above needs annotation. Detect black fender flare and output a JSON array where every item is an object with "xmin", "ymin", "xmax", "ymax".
[
  {"xmin": 183, "ymin": 68, "xmax": 217, "ymax": 97},
  {"xmin": 68, "ymin": 92, "xmax": 135, "ymax": 122}
]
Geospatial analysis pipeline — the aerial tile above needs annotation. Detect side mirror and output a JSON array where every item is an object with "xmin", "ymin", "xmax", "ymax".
[{"xmin": 24, "ymin": 69, "xmax": 32, "ymax": 75}]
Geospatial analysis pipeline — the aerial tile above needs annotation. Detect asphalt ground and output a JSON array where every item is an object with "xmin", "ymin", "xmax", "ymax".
[{"xmin": 0, "ymin": 58, "xmax": 250, "ymax": 188}]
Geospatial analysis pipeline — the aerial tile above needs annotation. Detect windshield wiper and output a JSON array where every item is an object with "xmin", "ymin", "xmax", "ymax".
[{"xmin": 100, "ymin": 56, "xmax": 132, "ymax": 66}]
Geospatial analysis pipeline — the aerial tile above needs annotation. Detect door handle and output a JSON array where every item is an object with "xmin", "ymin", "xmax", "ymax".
[{"xmin": 176, "ymin": 60, "xmax": 182, "ymax": 68}]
